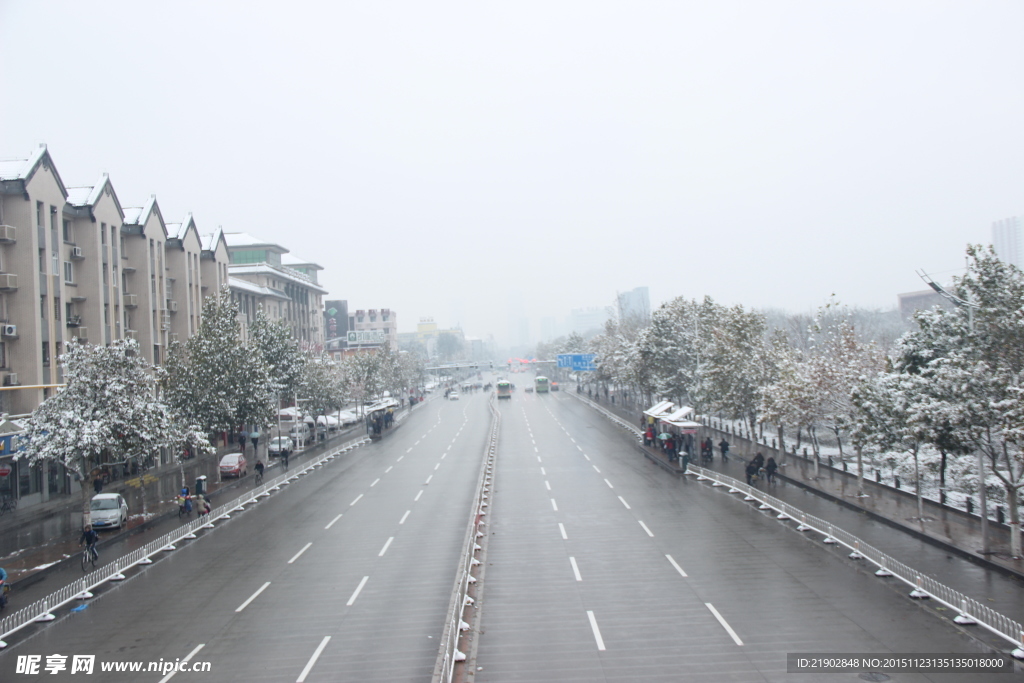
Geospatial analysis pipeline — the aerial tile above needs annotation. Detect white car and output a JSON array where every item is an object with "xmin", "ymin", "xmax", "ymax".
[
  {"xmin": 269, "ymin": 436, "xmax": 294, "ymax": 457},
  {"xmin": 449, "ymin": 392, "xmax": 460, "ymax": 400},
  {"xmin": 90, "ymin": 493, "xmax": 128, "ymax": 530}
]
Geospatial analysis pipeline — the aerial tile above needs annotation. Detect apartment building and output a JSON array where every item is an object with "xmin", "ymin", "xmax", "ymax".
[
  {"xmin": 165, "ymin": 214, "xmax": 205, "ymax": 345},
  {"xmin": 224, "ymin": 232, "xmax": 327, "ymax": 350}
]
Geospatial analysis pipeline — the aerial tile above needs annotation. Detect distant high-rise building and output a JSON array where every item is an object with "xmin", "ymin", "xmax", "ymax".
[
  {"xmin": 567, "ymin": 307, "xmax": 610, "ymax": 336},
  {"xmin": 992, "ymin": 216, "xmax": 1023, "ymax": 268},
  {"xmin": 617, "ymin": 286, "xmax": 650, "ymax": 323}
]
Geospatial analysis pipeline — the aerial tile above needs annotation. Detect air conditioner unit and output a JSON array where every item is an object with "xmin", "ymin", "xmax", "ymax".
[
  {"xmin": 0, "ymin": 273, "xmax": 17, "ymax": 291},
  {"xmin": 166, "ymin": 300, "xmax": 178, "ymax": 312},
  {"xmin": 169, "ymin": 333, "xmax": 179, "ymax": 343},
  {"xmin": 0, "ymin": 225, "xmax": 16, "ymax": 242},
  {"xmin": 3, "ymin": 373, "xmax": 17, "ymax": 386},
  {"xmin": 71, "ymin": 246, "xmax": 84, "ymax": 260},
  {"xmin": 73, "ymin": 327, "xmax": 88, "ymax": 340},
  {"xmin": 123, "ymin": 294, "xmax": 138, "ymax": 307},
  {"xmin": 1, "ymin": 324, "xmax": 16, "ymax": 337}
]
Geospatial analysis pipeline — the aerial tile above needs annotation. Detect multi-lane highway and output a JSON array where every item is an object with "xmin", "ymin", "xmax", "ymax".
[{"xmin": 1, "ymin": 375, "xmax": 1021, "ymax": 682}]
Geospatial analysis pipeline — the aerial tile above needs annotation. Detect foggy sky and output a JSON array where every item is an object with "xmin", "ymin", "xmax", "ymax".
[{"xmin": 2, "ymin": 1, "xmax": 1021, "ymax": 346}]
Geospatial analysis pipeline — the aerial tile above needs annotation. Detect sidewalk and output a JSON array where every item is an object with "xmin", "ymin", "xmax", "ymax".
[{"xmin": 575, "ymin": 392, "xmax": 1024, "ymax": 581}]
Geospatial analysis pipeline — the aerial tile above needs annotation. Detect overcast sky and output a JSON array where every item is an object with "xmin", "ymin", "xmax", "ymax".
[{"xmin": 2, "ymin": 1, "xmax": 1022, "ymax": 345}]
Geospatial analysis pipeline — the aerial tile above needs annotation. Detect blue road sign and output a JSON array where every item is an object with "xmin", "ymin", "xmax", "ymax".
[{"xmin": 557, "ymin": 354, "xmax": 597, "ymax": 371}]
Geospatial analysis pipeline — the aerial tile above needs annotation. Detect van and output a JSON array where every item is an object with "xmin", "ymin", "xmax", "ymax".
[{"xmin": 288, "ymin": 423, "xmax": 313, "ymax": 442}]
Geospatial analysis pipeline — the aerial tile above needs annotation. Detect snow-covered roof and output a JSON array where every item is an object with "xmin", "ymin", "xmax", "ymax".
[
  {"xmin": 122, "ymin": 207, "xmax": 142, "ymax": 224},
  {"xmin": 66, "ymin": 174, "xmax": 113, "ymax": 208},
  {"xmin": 663, "ymin": 406, "xmax": 694, "ymax": 422},
  {"xmin": 0, "ymin": 145, "xmax": 48, "ymax": 181},
  {"xmin": 167, "ymin": 213, "xmax": 197, "ymax": 242},
  {"xmin": 228, "ymin": 276, "xmax": 290, "ymax": 300},
  {"xmin": 643, "ymin": 400, "xmax": 675, "ymax": 418},
  {"xmin": 230, "ymin": 263, "xmax": 329, "ymax": 294},
  {"xmin": 199, "ymin": 226, "xmax": 226, "ymax": 253},
  {"xmin": 223, "ymin": 232, "xmax": 287, "ymax": 252},
  {"xmin": 281, "ymin": 253, "xmax": 323, "ymax": 270}
]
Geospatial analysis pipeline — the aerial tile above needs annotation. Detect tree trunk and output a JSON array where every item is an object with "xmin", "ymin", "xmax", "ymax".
[
  {"xmin": 856, "ymin": 445, "xmax": 864, "ymax": 497},
  {"xmin": 913, "ymin": 445, "xmax": 923, "ymax": 521},
  {"xmin": 833, "ymin": 427, "xmax": 843, "ymax": 459},
  {"xmin": 81, "ymin": 465, "xmax": 93, "ymax": 529},
  {"xmin": 777, "ymin": 425, "xmax": 786, "ymax": 466},
  {"xmin": 938, "ymin": 450, "xmax": 947, "ymax": 500},
  {"xmin": 810, "ymin": 427, "xmax": 820, "ymax": 477},
  {"xmin": 1007, "ymin": 485, "xmax": 1021, "ymax": 559}
]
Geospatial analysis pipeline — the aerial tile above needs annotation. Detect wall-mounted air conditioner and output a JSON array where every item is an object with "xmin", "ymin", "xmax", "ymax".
[{"xmin": 1, "ymin": 324, "xmax": 16, "ymax": 337}]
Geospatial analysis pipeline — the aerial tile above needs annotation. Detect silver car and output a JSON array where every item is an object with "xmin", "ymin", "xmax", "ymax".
[{"xmin": 90, "ymin": 493, "xmax": 128, "ymax": 530}]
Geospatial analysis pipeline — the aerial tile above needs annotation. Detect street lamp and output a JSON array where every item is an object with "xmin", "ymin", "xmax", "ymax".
[{"xmin": 917, "ymin": 269, "xmax": 989, "ymax": 555}]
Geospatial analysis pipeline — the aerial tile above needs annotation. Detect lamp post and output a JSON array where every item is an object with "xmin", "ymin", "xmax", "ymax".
[{"xmin": 919, "ymin": 270, "xmax": 989, "ymax": 555}]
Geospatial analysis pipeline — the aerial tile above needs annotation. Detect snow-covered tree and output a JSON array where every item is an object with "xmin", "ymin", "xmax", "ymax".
[
  {"xmin": 22, "ymin": 340, "xmax": 175, "ymax": 526},
  {"xmin": 249, "ymin": 307, "xmax": 305, "ymax": 398}
]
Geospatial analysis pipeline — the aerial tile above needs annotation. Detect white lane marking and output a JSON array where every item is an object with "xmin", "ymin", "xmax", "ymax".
[
  {"xmin": 577, "ymin": 445, "xmax": 583, "ymax": 452},
  {"xmin": 425, "ymin": 474, "xmax": 433, "ymax": 484},
  {"xmin": 157, "ymin": 643, "xmax": 205, "ymax": 683},
  {"xmin": 350, "ymin": 494, "xmax": 363, "ymax": 506},
  {"xmin": 551, "ymin": 498, "xmax": 558, "ymax": 511},
  {"xmin": 235, "ymin": 582, "xmax": 271, "ymax": 612},
  {"xmin": 570, "ymin": 437, "xmax": 576, "ymax": 443},
  {"xmin": 534, "ymin": 446, "xmax": 539, "ymax": 452},
  {"xmin": 583, "ymin": 453, "xmax": 591, "ymax": 461},
  {"xmin": 415, "ymin": 440, "xmax": 421, "ymax": 445},
  {"xmin": 397, "ymin": 455, "xmax": 404, "ymax": 462},
  {"xmin": 434, "ymin": 463, "xmax": 440, "ymax": 470},
  {"xmin": 414, "ymin": 490, "xmax": 423, "ymax": 501},
  {"xmin": 325, "ymin": 513, "xmax": 343, "ymax": 529},
  {"xmin": 441, "ymin": 452, "xmax": 447, "ymax": 459},
  {"xmin": 378, "ymin": 536, "xmax": 395, "ymax": 556},
  {"xmin": 288, "ymin": 542, "xmax": 313, "ymax": 564},
  {"xmin": 407, "ymin": 447, "xmax": 413, "ymax": 453},
  {"xmin": 587, "ymin": 611, "xmax": 606, "ymax": 651},
  {"xmin": 604, "ymin": 479, "xmax": 614, "ymax": 489},
  {"xmin": 370, "ymin": 478, "xmax": 380, "ymax": 487},
  {"xmin": 347, "ymin": 576, "xmax": 369, "ymax": 606},
  {"xmin": 537, "ymin": 456, "xmax": 542, "ymax": 463},
  {"xmin": 385, "ymin": 466, "xmax": 393, "ymax": 473},
  {"xmin": 399, "ymin": 510, "xmax": 411, "ymax": 524},
  {"xmin": 296, "ymin": 636, "xmax": 331, "ymax": 683},
  {"xmin": 545, "ymin": 480, "xmax": 551, "ymax": 491},
  {"xmin": 540, "ymin": 467, "xmax": 546, "ymax": 475},
  {"xmin": 592, "ymin": 465, "xmax": 601, "ymax": 473},
  {"xmin": 558, "ymin": 522, "xmax": 568, "ymax": 540},
  {"xmin": 705, "ymin": 603, "xmax": 744, "ymax": 645},
  {"xmin": 638, "ymin": 521, "xmax": 655, "ymax": 537},
  {"xmin": 569, "ymin": 556, "xmax": 582, "ymax": 581},
  {"xmin": 618, "ymin": 496, "xmax": 631, "ymax": 510},
  {"xmin": 666, "ymin": 554, "xmax": 688, "ymax": 577}
]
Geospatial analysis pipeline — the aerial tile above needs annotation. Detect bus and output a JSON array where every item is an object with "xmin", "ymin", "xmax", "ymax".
[
  {"xmin": 535, "ymin": 376, "xmax": 550, "ymax": 393},
  {"xmin": 496, "ymin": 380, "xmax": 512, "ymax": 399}
]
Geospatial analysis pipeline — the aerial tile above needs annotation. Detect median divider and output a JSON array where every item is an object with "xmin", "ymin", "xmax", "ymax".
[
  {"xmin": 432, "ymin": 394, "xmax": 500, "ymax": 683},
  {"xmin": 0, "ymin": 433, "xmax": 373, "ymax": 649}
]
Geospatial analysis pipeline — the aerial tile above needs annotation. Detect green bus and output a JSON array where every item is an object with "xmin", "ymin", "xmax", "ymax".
[
  {"xmin": 496, "ymin": 380, "xmax": 512, "ymax": 399},
  {"xmin": 535, "ymin": 376, "xmax": 550, "ymax": 393}
]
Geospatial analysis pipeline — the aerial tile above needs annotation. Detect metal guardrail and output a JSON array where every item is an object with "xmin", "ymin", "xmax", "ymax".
[
  {"xmin": 432, "ymin": 394, "xmax": 500, "ymax": 683},
  {"xmin": 0, "ymin": 433, "xmax": 373, "ymax": 649},
  {"xmin": 573, "ymin": 392, "xmax": 1024, "ymax": 658}
]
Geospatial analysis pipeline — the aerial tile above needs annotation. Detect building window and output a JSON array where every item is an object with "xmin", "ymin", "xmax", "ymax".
[
  {"xmin": 101, "ymin": 223, "xmax": 107, "ymax": 245},
  {"xmin": 54, "ymin": 297, "xmax": 61, "ymax": 321},
  {"xmin": 42, "ymin": 342, "xmax": 50, "ymax": 366},
  {"xmin": 0, "ymin": 341, "xmax": 6, "ymax": 369},
  {"xmin": 36, "ymin": 201, "xmax": 44, "ymax": 228},
  {"xmin": 64, "ymin": 261, "xmax": 73, "ymax": 283},
  {"xmin": 63, "ymin": 219, "xmax": 72, "ymax": 243}
]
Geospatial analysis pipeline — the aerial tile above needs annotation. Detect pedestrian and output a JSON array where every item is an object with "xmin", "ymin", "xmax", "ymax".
[
  {"xmin": 238, "ymin": 430, "xmax": 248, "ymax": 452},
  {"xmin": 250, "ymin": 430, "xmax": 260, "ymax": 453},
  {"xmin": 765, "ymin": 457, "xmax": 778, "ymax": 484},
  {"xmin": 93, "ymin": 476, "xmax": 103, "ymax": 495},
  {"xmin": 753, "ymin": 452, "xmax": 765, "ymax": 470},
  {"xmin": 746, "ymin": 460, "xmax": 759, "ymax": 485},
  {"xmin": 680, "ymin": 451, "xmax": 690, "ymax": 473},
  {"xmin": 719, "ymin": 438, "xmax": 730, "ymax": 462}
]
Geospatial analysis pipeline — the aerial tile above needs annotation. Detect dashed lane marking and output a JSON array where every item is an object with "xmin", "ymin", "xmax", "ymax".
[
  {"xmin": 587, "ymin": 611, "xmax": 606, "ymax": 651},
  {"xmin": 551, "ymin": 498, "xmax": 558, "ymax": 511},
  {"xmin": 296, "ymin": 636, "xmax": 331, "ymax": 683},
  {"xmin": 638, "ymin": 521, "xmax": 654, "ymax": 537},
  {"xmin": 378, "ymin": 536, "xmax": 395, "ymax": 556},
  {"xmin": 347, "ymin": 576, "xmax": 369, "ymax": 606},
  {"xmin": 558, "ymin": 523, "xmax": 568, "ymax": 540},
  {"xmin": 618, "ymin": 496, "xmax": 631, "ymax": 510},
  {"xmin": 350, "ymin": 494, "xmax": 363, "ymax": 506},
  {"xmin": 325, "ymin": 514, "xmax": 342, "ymax": 530},
  {"xmin": 399, "ymin": 510, "xmax": 411, "ymax": 524},
  {"xmin": 288, "ymin": 542, "xmax": 313, "ymax": 564},
  {"xmin": 666, "ymin": 554, "xmax": 688, "ymax": 577},
  {"xmin": 235, "ymin": 582, "xmax": 271, "ymax": 612},
  {"xmin": 569, "ymin": 556, "xmax": 582, "ymax": 581},
  {"xmin": 705, "ymin": 603, "xmax": 744, "ymax": 646}
]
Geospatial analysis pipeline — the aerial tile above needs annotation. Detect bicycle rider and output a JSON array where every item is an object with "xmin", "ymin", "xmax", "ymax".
[
  {"xmin": 255, "ymin": 459, "xmax": 265, "ymax": 481},
  {"xmin": 80, "ymin": 525, "xmax": 99, "ymax": 562}
]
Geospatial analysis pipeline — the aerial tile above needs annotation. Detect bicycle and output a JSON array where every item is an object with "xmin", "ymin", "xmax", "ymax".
[
  {"xmin": 0, "ymin": 496, "xmax": 17, "ymax": 516},
  {"xmin": 254, "ymin": 470, "xmax": 264, "ymax": 486},
  {"xmin": 80, "ymin": 544, "xmax": 98, "ymax": 572}
]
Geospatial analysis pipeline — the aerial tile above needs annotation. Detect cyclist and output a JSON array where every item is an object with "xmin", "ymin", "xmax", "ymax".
[
  {"xmin": 0, "ymin": 566, "xmax": 8, "ymax": 609},
  {"xmin": 282, "ymin": 450, "xmax": 289, "ymax": 469},
  {"xmin": 255, "ymin": 459, "xmax": 265, "ymax": 481},
  {"xmin": 80, "ymin": 525, "xmax": 99, "ymax": 563}
]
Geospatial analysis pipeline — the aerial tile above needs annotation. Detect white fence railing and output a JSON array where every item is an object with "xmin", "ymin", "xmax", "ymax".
[
  {"xmin": 572, "ymin": 392, "xmax": 1024, "ymax": 658},
  {"xmin": 0, "ymin": 433, "xmax": 373, "ymax": 649},
  {"xmin": 432, "ymin": 395, "xmax": 500, "ymax": 683}
]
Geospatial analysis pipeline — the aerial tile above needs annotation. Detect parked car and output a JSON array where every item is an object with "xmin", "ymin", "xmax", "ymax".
[
  {"xmin": 219, "ymin": 453, "xmax": 247, "ymax": 478},
  {"xmin": 90, "ymin": 493, "xmax": 128, "ymax": 530},
  {"xmin": 289, "ymin": 423, "xmax": 313, "ymax": 443},
  {"xmin": 268, "ymin": 436, "xmax": 293, "ymax": 457},
  {"xmin": 449, "ymin": 392, "xmax": 460, "ymax": 400}
]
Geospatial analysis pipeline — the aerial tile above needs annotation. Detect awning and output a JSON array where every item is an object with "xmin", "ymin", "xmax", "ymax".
[
  {"xmin": 643, "ymin": 400, "xmax": 675, "ymax": 418},
  {"xmin": 663, "ymin": 406, "xmax": 694, "ymax": 423},
  {"xmin": 664, "ymin": 418, "xmax": 702, "ymax": 429}
]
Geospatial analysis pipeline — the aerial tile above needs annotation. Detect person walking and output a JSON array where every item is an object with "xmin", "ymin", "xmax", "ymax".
[
  {"xmin": 765, "ymin": 457, "xmax": 778, "ymax": 484},
  {"xmin": 718, "ymin": 439, "xmax": 730, "ymax": 462},
  {"xmin": 745, "ymin": 460, "xmax": 759, "ymax": 486},
  {"xmin": 250, "ymin": 430, "xmax": 260, "ymax": 454}
]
